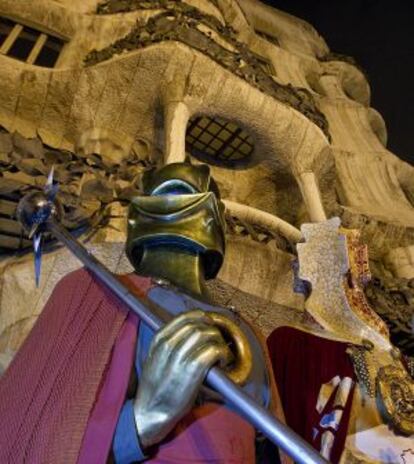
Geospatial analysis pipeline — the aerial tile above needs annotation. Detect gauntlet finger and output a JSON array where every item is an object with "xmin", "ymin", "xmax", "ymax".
[
  {"xmin": 148, "ymin": 321, "xmax": 222, "ymax": 369},
  {"xmin": 149, "ymin": 318, "xmax": 210, "ymax": 355},
  {"xmin": 169, "ymin": 324, "xmax": 228, "ymax": 368},
  {"xmin": 188, "ymin": 341, "xmax": 234, "ymax": 383},
  {"xmin": 152, "ymin": 309, "xmax": 209, "ymax": 348}
]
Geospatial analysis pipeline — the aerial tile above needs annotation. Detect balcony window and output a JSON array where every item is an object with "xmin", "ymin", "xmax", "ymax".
[
  {"xmin": 186, "ymin": 115, "xmax": 254, "ymax": 166},
  {"xmin": 0, "ymin": 17, "xmax": 65, "ymax": 67}
]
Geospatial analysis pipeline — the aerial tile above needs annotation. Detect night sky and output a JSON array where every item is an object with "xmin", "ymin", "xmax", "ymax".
[{"xmin": 264, "ymin": 0, "xmax": 414, "ymax": 166}]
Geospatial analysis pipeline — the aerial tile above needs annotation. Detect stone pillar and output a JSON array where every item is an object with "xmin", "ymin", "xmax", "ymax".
[
  {"xmin": 163, "ymin": 101, "xmax": 190, "ymax": 165},
  {"xmin": 297, "ymin": 171, "xmax": 327, "ymax": 222}
]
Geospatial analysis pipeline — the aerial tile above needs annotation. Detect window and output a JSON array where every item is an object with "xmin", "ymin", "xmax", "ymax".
[
  {"xmin": 0, "ymin": 18, "xmax": 14, "ymax": 48},
  {"xmin": 0, "ymin": 17, "xmax": 65, "ymax": 67},
  {"xmin": 186, "ymin": 115, "xmax": 254, "ymax": 166}
]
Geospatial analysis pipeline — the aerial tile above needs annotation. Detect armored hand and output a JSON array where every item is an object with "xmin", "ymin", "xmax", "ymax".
[{"xmin": 133, "ymin": 310, "xmax": 233, "ymax": 448}]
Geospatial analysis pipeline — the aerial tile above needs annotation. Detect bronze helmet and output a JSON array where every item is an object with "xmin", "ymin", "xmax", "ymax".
[{"xmin": 126, "ymin": 163, "xmax": 226, "ymax": 279}]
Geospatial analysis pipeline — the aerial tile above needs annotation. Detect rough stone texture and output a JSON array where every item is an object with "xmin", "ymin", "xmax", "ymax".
[
  {"xmin": 385, "ymin": 245, "xmax": 414, "ymax": 279},
  {"xmin": 0, "ymin": 126, "xmax": 155, "ymax": 251},
  {"xmin": 207, "ymin": 277, "xmax": 305, "ymax": 336},
  {"xmin": 365, "ymin": 275, "xmax": 414, "ymax": 356},
  {"xmin": 0, "ymin": 0, "xmax": 413, "ymax": 366},
  {"xmin": 85, "ymin": 6, "xmax": 330, "ymax": 137}
]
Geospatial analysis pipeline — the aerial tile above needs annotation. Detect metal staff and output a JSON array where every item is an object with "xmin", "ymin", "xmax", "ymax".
[{"xmin": 16, "ymin": 190, "xmax": 328, "ymax": 464}]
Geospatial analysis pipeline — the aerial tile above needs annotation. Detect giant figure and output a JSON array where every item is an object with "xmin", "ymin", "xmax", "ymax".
[{"xmin": 0, "ymin": 163, "xmax": 285, "ymax": 463}]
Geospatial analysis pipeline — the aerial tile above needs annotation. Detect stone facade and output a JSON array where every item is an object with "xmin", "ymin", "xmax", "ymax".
[{"xmin": 0, "ymin": 0, "xmax": 413, "ymax": 371}]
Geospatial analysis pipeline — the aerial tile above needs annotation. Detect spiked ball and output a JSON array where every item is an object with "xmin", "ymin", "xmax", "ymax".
[{"xmin": 16, "ymin": 191, "xmax": 61, "ymax": 233}]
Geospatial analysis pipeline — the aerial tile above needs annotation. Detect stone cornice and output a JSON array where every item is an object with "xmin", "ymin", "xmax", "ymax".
[{"xmin": 87, "ymin": 3, "xmax": 330, "ymax": 138}]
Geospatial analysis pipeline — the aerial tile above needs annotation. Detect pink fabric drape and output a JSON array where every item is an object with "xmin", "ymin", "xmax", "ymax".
[
  {"xmin": 147, "ymin": 403, "xmax": 255, "ymax": 463},
  {"xmin": 78, "ymin": 312, "xmax": 139, "ymax": 464},
  {"xmin": 0, "ymin": 269, "xmax": 151, "ymax": 464}
]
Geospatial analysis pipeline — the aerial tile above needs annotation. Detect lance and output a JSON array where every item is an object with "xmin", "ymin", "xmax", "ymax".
[{"xmin": 16, "ymin": 186, "xmax": 328, "ymax": 464}]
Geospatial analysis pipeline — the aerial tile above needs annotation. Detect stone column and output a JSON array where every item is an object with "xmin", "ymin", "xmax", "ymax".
[
  {"xmin": 163, "ymin": 101, "xmax": 190, "ymax": 165},
  {"xmin": 297, "ymin": 171, "xmax": 327, "ymax": 222}
]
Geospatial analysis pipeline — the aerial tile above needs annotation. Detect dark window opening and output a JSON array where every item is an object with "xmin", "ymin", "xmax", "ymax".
[
  {"xmin": 34, "ymin": 35, "xmax": 64, "ymax": 67},
  {"xmin": 0, "ymin": 16, "xmax": 65, "ymax": 67},
  {"xmin": 0, "ymin": 17, "xmax": 14, "ymax": 48},
  {"xmin": 186, "ymin": 116, "xmax": 254, "ymax": 167},
  {"xmin": 8, "ymin": 25, "xmax": 40, "ymax": 61}
]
